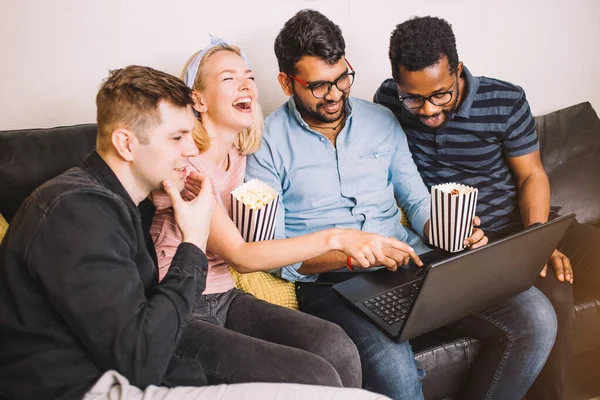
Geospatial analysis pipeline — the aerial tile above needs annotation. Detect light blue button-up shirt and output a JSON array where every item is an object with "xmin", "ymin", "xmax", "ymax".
[{"xmin": 245, "ymin": 97, "xmax": 431, "ymax": 282}]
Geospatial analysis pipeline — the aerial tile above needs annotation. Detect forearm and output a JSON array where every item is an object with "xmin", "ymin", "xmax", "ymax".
[
  {"xmin": 38, "ymin": 222, "xmax": 207, "ymax": 386},
  {"xmin": 227, "ymin": 230, "xmax": 337, "ymax": 273},
  {"xmin": 297, "ymin": 250, "xmax": 349, "ymax": 275},
  {"xmin": 518, "ymin": 171, "xmax": 551, "ymax": 226}
]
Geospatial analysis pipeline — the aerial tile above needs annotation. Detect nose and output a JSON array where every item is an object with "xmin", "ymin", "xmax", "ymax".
[
  {"xmin": 324, "ymin": 84, "xmax": 344, "ymax": 102},
  {"xmin": 239, "ymin": 78, "xmax": 251, "ymax": 92},
  {"xmin": 183, "ymin": 133, "xmax": 199, "ymax": 157},
  {"xmin": 419, "ymin": 99, "xmax": 441, "ymax": 116}
]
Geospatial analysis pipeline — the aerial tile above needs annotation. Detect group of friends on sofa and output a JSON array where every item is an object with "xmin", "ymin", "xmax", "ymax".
[{"xmin": 1, "ymin": 9, "xmax": 599, "ymax": 400}]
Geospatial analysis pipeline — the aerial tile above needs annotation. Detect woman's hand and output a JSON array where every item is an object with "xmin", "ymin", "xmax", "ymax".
[{"xmin": 329, "ymin": 229, "xmax": 422, "ymax": 271}]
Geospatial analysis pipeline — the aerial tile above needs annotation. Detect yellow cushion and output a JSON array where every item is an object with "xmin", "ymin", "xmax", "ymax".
[
  {"xmin": 399, "ymin": 207, "xmax": 410, "ymax": 227},
  {"xmin": 0, "ymin": 213, "xmax": 8, "ymax": 244},
  {"xmin": 229, "ymin": 266, "xmax": 299, "ymax": 310}
]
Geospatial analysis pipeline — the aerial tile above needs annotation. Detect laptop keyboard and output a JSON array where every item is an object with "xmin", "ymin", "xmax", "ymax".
[{"xmin": 362, "ymin": 282, "xmax": 421, "ymax": 325}]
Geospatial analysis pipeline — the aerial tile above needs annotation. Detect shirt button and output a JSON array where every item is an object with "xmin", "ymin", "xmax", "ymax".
[
  {"xmin": 320, "ymin": 137, "xmax": 326, "ymax": 143},
  {"xmin": 374, "ymin": 152, "xmax": 380, "ymax": 159},
  {"xmin": 437, "ymin": 140, "xmax": 445, "ymax": 148}
]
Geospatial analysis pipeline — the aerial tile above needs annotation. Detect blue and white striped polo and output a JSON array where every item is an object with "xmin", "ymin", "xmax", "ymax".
[{"xmin": 374, "ymin": 66, "xmax": 538, "ymax": 235}]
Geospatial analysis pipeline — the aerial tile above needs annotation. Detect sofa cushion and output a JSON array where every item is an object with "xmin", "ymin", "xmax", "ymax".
[
  {"xmin": 0, "ymin": 213, "xmax": 7, "ymax": 244},
  {"xmin": 573, "ymin": 295, "xmax": 600, "ymax": 355},
  {"xmin": 228, "ymin": 267, "xmax": 299, "ymax": 309},
  {"xmin": 0, "ymin": 124, "xmax": 97, "ymax": 223},
  {"xmin": 536, "ymin": 102, "xmax": 600, "ymax": 225}
]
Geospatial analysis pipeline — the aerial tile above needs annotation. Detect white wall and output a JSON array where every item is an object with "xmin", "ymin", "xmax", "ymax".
[{"xmin": 1, "ymin": 0, "xmax": 599, "ymax": 130}]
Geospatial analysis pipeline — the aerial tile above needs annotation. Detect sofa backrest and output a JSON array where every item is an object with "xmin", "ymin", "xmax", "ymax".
[
  {"xmin": 535, "ymin": 102, "xmax": 600, "ymax": 226},
  {"xmin": 0, "ymin": 124, "xmax": 97, "ymax": 223},
  {"xmin": 1, "ymin": 102, "xmax": 599, "ymax": 226}
]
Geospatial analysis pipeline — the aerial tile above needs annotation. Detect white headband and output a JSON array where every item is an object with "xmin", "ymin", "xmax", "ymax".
[{"xmin": 183, "ymin": 35, "xmax": 251, "ymax": 90}]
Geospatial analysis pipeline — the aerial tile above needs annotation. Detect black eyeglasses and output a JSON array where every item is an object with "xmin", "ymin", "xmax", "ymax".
[
  {"xmin": 398, "ymin": 79, "xmax": 457, "ymax": 109},
  {"xmin": 287, "ymin": 59, "xmax": 355, "ymax": 99}
]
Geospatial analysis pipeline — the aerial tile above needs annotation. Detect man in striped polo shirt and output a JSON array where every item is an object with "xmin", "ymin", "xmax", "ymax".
[{"xmin": 374, "ymin": 16, "xmax": 600, "ymax": 400}]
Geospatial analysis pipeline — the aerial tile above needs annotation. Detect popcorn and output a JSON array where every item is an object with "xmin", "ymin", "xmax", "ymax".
[
  {"xmin": 231, "ymin": 180, "xmax": 280, "ymax": 242},
  {"xmin": 429, "ymin": 182, "xmax": 478, "ymax": 253},
  {"xmin": 233, "ymin": 186, "xmax": 275, "ymax": 210},
  {"xmin": 436, "ymin": 183, "xmax": 476, "ymax": 197}
]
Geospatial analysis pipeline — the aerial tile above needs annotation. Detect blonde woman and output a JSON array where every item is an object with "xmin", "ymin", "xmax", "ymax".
[{"xmin": 150, "ymin": 37, "xmax": 420, "ymax": 388}]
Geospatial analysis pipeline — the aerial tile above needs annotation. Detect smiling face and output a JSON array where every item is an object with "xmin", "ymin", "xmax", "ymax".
[
  {"xmin": 194, "ymin": 50, "xmax": 258, "ymax": 135},
  {"xmin": 132, "ymin": 101, "xmax": 198, "ymax": 193},
  {"xmin": 279, "ymin": 55, "xmax": 351, "ymax": 126},
  {"xmin": 396, "ymin": 56, "xmax": 464, "ymax": 129}
]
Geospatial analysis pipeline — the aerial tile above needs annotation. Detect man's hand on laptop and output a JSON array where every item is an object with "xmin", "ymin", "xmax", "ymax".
[
  {"xmin": 540, "ymin": 249, "xmax": 573, "ymax": 284},
  {"xmin": 338, "ymin": 232, "xmax": 422, "ymax": 271},
  {"xmin": 463, "ymin": 216, "xmax": 488, "ymax": 249}
]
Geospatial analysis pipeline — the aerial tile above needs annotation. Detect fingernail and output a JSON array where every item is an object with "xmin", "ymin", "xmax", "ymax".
[
  {"xmin": 559, "ymin": 274, "xmax": 564, "ymax": 281},
  {"xmin": 163, "ymin": 180, "xmax": 172, "ymax": 189},
  {"xmin": 408, "ymin": 247, "xmax": 414, "ymax": 252}
]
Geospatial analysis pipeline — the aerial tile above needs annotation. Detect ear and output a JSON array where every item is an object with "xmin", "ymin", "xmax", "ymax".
[
  {"xmin": 456, "ymin": 61, "xmax": 464, "ymax": 77},
  {"xmin": 111, "ymin": 128, "xmax": 136, "ymax": 162},
  {"xmin": 191, "ymin": 90, "xmax": 208, "ymax": 113},
  {"xmin": 277, "ymin": 72, "xmax": 293, "ymax": 96}
]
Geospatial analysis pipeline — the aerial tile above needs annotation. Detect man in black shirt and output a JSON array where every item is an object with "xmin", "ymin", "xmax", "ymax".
[{"xmin": 0, "ymin": 66, "xmax": 384, "ymax": 400}]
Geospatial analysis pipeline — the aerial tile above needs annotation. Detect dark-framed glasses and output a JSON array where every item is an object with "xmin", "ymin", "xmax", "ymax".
[
  {"xmin": 287, "ymin": 59, "xmax": 355, "ymax": 99},
  {"xmin": 398, "ymin": 79, "xmax": 457, "ymax": 109}
]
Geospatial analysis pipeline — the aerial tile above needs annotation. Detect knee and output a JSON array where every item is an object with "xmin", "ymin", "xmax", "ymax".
[
  {"xmin": 294, "ymin": 354, "xmax": 344, "ymax": 387},
  {"xmin": 361, "ymin": 338, "xmax": 419, "ymax": 375},
  {"xmin": 308, "ymin": 322, "xmax": 362, "ymax": 386},
  {"xmin": 519, "ymin": 287, "xmax": 558, "ymax": 351}
]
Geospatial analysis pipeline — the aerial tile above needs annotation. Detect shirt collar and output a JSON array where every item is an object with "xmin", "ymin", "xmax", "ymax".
[
  {"xmin": 286, "ymin": 96, "xmax": 354, "ymax": 133},
  {"xmin": 81, "ymin": 151, "xmax": 137, "ymax": 207},
  {"xmin": 454, "ymin": 65, "xmax": 479, "ymax": 119}
]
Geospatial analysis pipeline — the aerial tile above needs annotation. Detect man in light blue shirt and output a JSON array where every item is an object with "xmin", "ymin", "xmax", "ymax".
[
  {"xmin": 248, "ymin": 78, "xmax": 432, "ymax": 283},
  {"xmin": 246, "ymin": 10, "xmax": 554, "ymax": 400}
]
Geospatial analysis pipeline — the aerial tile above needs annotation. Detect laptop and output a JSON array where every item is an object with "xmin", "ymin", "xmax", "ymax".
[{"xmin": 333, "ymin": 213, "xmax": 575, "ymax": 342}]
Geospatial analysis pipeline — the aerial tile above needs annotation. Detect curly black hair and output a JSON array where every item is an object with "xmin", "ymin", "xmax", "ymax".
[
  {"xmin": 389, "ymin": 16, "xmax": 459, "ymax": 83},
  {"xmin": 274, "ymin": 9, "xmax": 345, "ymax": 75}
]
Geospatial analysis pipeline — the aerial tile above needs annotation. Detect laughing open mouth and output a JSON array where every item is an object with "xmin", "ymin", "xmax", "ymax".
[{"xmin": 233, "ymin": 97, "xmax": 252, "ymax": 111}]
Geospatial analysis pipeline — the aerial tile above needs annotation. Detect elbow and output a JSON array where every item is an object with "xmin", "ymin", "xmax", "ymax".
[{"xmin": 229, "ymin": 262, "xmax": 256, "ymax": 274}]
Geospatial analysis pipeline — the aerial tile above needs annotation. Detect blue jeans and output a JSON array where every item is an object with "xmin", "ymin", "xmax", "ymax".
[{"xmin": 297, "ymin": 283, "xmax": 557, "ymax": 400}]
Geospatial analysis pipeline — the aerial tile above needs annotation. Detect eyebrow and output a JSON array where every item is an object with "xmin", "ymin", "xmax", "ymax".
[
  {"xmin": 218, "ymin": 69, "xmax": 253, "ymax": 75},
  {"xmin": 401, "ymin": 81, "xmax": 454, "ymax": 97},
  {"xmin": 305, "ymin": 67, "xmax": 349, "ymax": 86}
]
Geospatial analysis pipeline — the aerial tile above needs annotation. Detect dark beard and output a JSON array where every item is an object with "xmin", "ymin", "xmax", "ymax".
[{"xmin": 293, "ymin": 93, "xmax": 347, "ymax": 124}]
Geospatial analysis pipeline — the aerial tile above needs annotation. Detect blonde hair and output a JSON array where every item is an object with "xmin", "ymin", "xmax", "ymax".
[{"xmin": 182, "ymin": 45, "xmax": 264, "ymax": 155}]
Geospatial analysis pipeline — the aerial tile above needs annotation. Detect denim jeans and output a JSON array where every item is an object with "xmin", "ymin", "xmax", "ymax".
[
  {"xmin": 297, "ymin": 283, "xmax": 425, "ymax": 399},
  {"xmin": 174, "ymin": 288, "xmax": 362, "ymax": 388},
  {"xmin": 297, "ymin": 283, "xmax": 557, "ymax": 400},
  {"xmin": 449, "ymin": 286, "xmax": 557, "ymax": 400}
]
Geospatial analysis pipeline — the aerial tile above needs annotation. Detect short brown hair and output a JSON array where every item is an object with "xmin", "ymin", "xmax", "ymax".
[{"xmin": 96, "ymin": 65, "xmax": 194, "ymax": 152}]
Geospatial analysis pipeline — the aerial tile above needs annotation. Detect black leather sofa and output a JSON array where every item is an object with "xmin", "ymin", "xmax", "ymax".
[{"xmin": 1, "ymin": 102, "xmax": 599, "ymax": 399}]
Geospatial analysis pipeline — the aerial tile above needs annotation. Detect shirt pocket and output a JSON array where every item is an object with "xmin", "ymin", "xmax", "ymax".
[
  {"xmin": 353, "ymin": 148, "xmax": 394, "ymax": 194},
  {"xmin": 358, "ymin": 147, "xmax": 393, "ymax": 161}
]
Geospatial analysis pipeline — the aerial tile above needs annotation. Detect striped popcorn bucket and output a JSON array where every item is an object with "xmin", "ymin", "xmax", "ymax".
[
  {"xmin": 231, "ymin": 179, "xmax": 280, "ymax": 242},
  {"xmin": 428, "ymin": 183, "xmax": 479, "ymax": 253}
]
